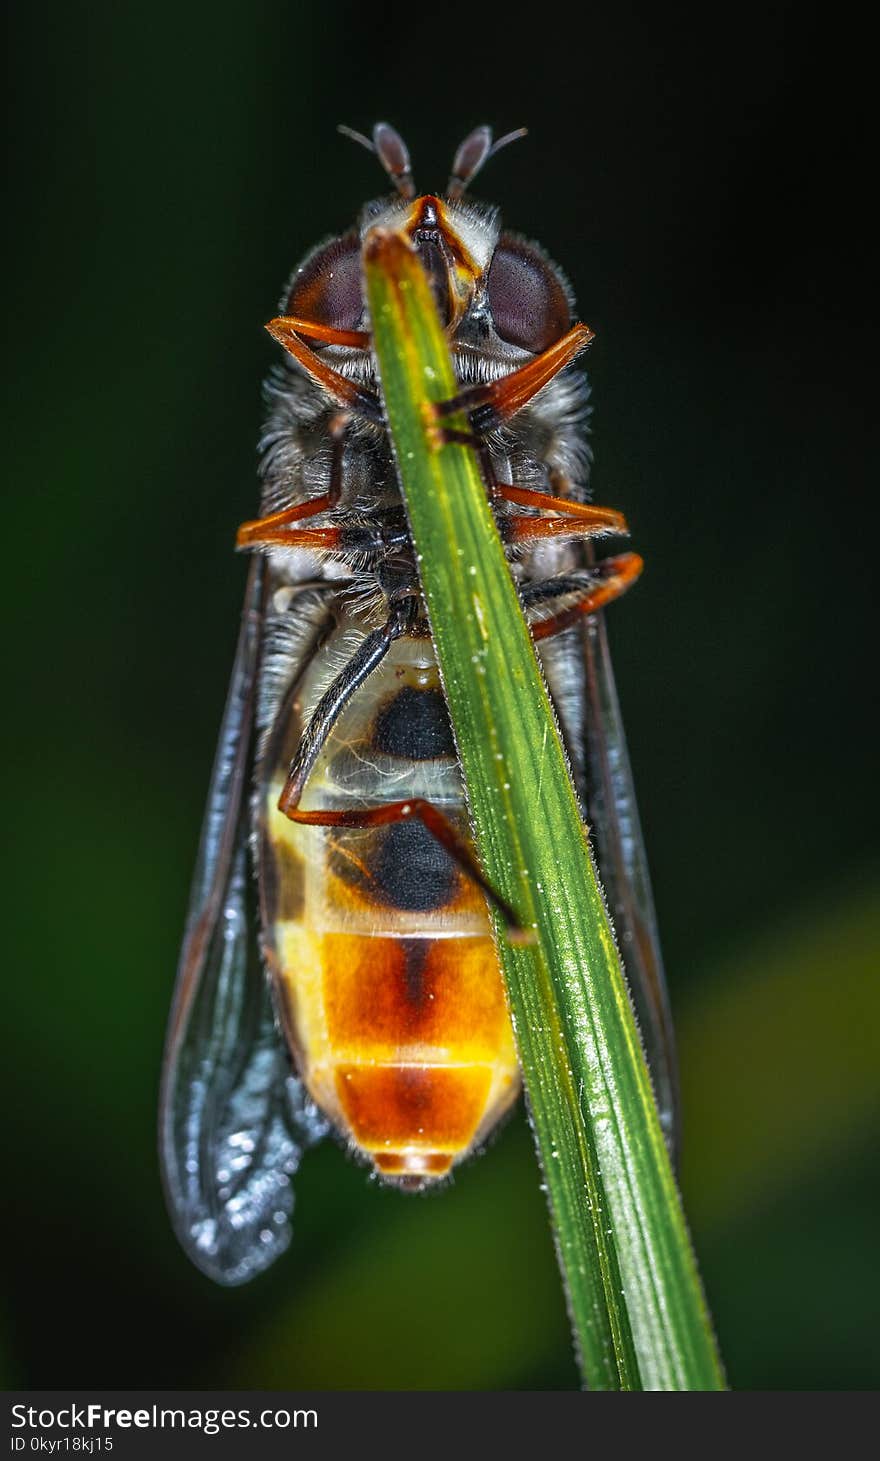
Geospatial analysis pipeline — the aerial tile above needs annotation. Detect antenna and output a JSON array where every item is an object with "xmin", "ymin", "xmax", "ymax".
[
  {"xmin": 446, "ymin": 126, "xmax": 528, "ymax": 199},
  {"xmin": 338, "ymin": 122, "xmax": 415, "ymax": 199}
]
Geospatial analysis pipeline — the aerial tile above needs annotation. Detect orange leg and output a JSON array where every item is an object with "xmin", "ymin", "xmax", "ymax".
[
  {"xmin": 432, "ymin": 443, "xmax": 628, "ymax": 537},
  {"xmin": 496, "ymin": 483, "xmax": 622, "ymax": 525},
  {"xmin": 436, "ymin": 323, "xmax": 595, "ymax": 430},
  {"xmin": 236, "ymin": 494, "xmax": 335, "ymax": 548},
  {"xmin": 237, "ymin": 411, "xmax": 352, "ymax": 548},
  {"xmin": 236, "ymin": 516, "xmax": 342, "ymax": 552},
  {"xmin": 266, "ymin": 316, "xmax": 380, "ymax": 420},
  {"xmin": 506, "ymin": 513, "xmax": 627, "ymax": 548},
  {"xmin": 273, "ymin": 593, "xmax": 530, "ymax": 941},
  {"xmin": 270, "ymin": 314, "xmax": 370, "ymax": 350},
  {"xmin": 497, "ymin": 483, "xmax": 628, "ymax": 538},
  {"xmin": 529, "ymin": 554, "xmax": 644, "ymax": 641},
  {"xmin": 279, "ymin": 793, "xmax": 532, "ymax": 944}
]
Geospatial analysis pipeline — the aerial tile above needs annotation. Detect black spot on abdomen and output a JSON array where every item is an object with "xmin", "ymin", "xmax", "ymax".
[
  {"xmin": 372, "ymin": 819, "xmax": 458, "ymax": 911},
  {"xmin": 402, "ymin": 938, "xmax": 430, "ymax": 1005},
  {"xmin": 373, "ymin": 687, "xmax": 455, "ymax": 761}
]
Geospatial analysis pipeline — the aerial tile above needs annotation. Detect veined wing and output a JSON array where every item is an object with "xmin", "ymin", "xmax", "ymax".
[
  {"xmin": 159, "ymin": 557, "xmax": 328, "ymax": 1285},
  {"xmin": 581, "ymin": 609, "xmax": 680, "ymax": 1154}
]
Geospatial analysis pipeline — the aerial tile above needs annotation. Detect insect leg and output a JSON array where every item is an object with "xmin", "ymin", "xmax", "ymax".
[
  {"xmin": 496, "ymin": 483, "xmax": 628, "ymax": 535},
  {"xmin": 266, "ymin": 317, "xmax": 381, "ymax": 421},
  {"xmin": 428, "ymin": 440, "xmax": 626, "ymax": 542},
  {"xmin": 279, "ymin": 596, "xmax": 418, "ymax": 807},
  {"xmin": 435, "ymin": 323, "xmax": 595, "ymax": 432},
  {"xmin": 236, "ymin": 522, "xmax": 344, "ymax": 552},
  {"xmin": 269, "ymin": 314, "xmax": 369, "ymax": 350},
  {"xmin": 286, "ymin": 797, "xmax": 529, "ymax": 941},
  {"xmin": 276, "ymin": 612, "xmax": 529, "ymax": 941},
  {"xmin": 237, "ymin": 413, "xmax": 352, "ymax": 548},
  {"xmin": 237, "ymin": 494, "xmax": 336, "ymax": 547},
  {"xmin": 505, "ymin": 513, "xmax": 630, "ymax": 549},
  {"xmin": 522, "ymin": 555, "xmax": 644, "ymax": 640}
]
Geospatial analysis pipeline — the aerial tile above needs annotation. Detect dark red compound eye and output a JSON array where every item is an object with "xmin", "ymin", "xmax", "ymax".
[
  {"xmin": 283, "ymin": 230, "xmax": 364, "ymax": 331},
  {"xmin": 486, "ymin": 233, "xmax": 571, "ymax": 352}
]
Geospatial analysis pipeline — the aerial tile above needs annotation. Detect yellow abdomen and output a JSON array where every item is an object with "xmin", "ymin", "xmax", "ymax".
[{"xmin": 258, "ymin": 622, "xmax": 520, "ymax": 1185}]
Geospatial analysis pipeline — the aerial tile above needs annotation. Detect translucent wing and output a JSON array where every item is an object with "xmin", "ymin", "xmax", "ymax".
[
  {"xmin": 159, "ymin": 558, "xmax": 329, "ymax": 1285},
  {"xmin": 581, "ymin": 610, "xmax": 680, "ymax": 1154}
]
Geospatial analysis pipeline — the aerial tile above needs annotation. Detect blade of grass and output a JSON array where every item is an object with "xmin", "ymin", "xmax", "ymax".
[{"xmin": 364, "ymin": 226, "xmax": 724, "ymax": 1390}]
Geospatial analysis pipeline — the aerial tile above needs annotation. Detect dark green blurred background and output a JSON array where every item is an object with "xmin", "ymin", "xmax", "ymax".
[{"xmin": 4, "ymin": 2, "xmax": 876, "ymax": 1390}]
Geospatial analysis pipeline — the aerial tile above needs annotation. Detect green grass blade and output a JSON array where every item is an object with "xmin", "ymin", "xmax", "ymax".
[{"xmin": 364, "ymin": 227, "xmax": 724, "ymax": 1391}]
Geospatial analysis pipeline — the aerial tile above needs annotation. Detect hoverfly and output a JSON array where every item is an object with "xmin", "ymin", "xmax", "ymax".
[{"xmin": 160, "ymin": 123, "xmax": 677, "ymax": 1284}]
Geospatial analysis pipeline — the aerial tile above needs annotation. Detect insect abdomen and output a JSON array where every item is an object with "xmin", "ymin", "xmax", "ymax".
[{"xmin": 259, "ymin": 620, "xmax": 519, "ymax": 1185}]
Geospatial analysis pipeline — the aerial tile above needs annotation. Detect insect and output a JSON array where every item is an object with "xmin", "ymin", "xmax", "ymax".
[{"xmin": 160, "ymin": 123, "xmax": 677, "ymax": 1284}]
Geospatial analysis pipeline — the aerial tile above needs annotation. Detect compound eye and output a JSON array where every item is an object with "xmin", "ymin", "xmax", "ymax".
[
  {"xmin": 486, "ymin": 234, "xmax": 571, "ymax": 352},
  {"xmin": 283, "ymin": 231, "xmax": 363, "ymax": 331}
]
